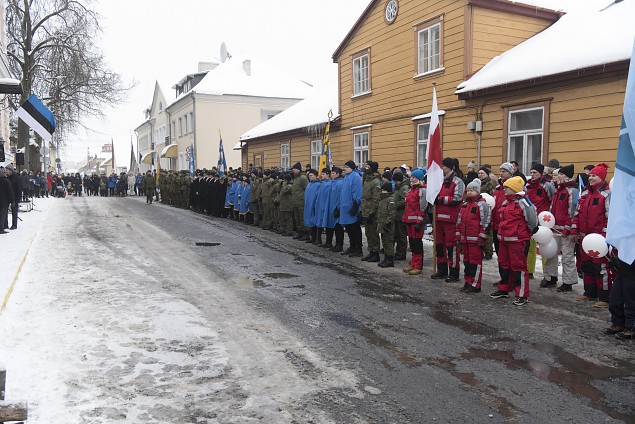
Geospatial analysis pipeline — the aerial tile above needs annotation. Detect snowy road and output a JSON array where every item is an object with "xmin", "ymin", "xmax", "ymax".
[{"xmin": 2, "ymin": 195, "xmax": 635, "ymax": 423}]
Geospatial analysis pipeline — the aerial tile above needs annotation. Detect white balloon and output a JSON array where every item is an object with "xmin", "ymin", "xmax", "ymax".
[
  {"xmin": 582, "ymin": 233, "xmax": 609, "ymax": 258},
  {"xmin": 481, "ymin": 192, "xmax": 495, "ymax": 209},
  {"xmin": 538, "ymin": 211, "xmax": 556, "ymax": 228},
  {"xmin": 539, "ymin": 238, "xmax": 559, "ymax": 259},
  {"xmin": 532, "ymin": 226, "xmax": 554, "ymax": 244},
  {"xmin": 609, "ymin": 177, "xmax": 614, "ymax": 190}
]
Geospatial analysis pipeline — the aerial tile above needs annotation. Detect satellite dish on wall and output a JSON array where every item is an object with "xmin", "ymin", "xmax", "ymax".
[{"xmin": 220, "ymin": 42, "xmax": 232, "ymax": 63}]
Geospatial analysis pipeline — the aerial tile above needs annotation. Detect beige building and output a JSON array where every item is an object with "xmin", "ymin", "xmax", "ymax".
[
  {"xmin": 163, "ymin": 58, "xmax": 313, "ymax": 171},
  {"xmin": 134, "ymin": 81, "xmax": 171, "ymax": 173}
]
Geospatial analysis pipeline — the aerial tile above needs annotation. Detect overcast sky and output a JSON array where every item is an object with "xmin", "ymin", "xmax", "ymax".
[{"xmin": 63, "ymin": 0, "xmax": 368, "ymax": 164}]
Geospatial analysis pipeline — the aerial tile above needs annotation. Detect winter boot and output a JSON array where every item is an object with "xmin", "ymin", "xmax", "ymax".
[
  {"xmin": 367, "ymin": 252, "xmax": 381, "ymax": 263},
  {"xmin": 445, "ymin": 267, "xmax": 460, "ymax": 283},
  {"xmin": 331, "ymin": 244, "xmax": 343, "ymax": 253},
  {"xmin": 349, "ymin": 247, "xmax": 364, "ymax": 258},
  {"xmin": 431, "ymin": 263, "xmax": 449, "ymax": 280},
  {"xmin": 378, "ymin": 256, "xmax": 394, "ymax": 268},
  {"xmin": 361, "ymin": 252, "xmax": 375, "ymax": 261},
  {"xmin": 540, "ymin": 276, "xmax": 557, "ymax": 288},
  {"xmin": 394, "ymin": 252, "xmax": 407, "ymax": 261}
]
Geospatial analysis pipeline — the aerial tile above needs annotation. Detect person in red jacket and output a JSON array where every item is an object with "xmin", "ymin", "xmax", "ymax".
[
  {"xmin": 490, "ymin": 176, "xmax": 538, "ymax": 306},
  {"xmin": 571, "ymin": 163, "xmax": 611, "ymax": 308},
  {"xmin": 491, "ymin": 163, "xmax": 514, "ymax": 256},
  {"xmin": 402, "ymin": 169, "xmax": 428, "ymax": 275},
  {"xmin": 543, "ymin": 164, "xmax": 579, "ymax": 292},
  {"xmin": 431, "ymin": 157, "xmax": 465, "ymax": 282},
  {"xmin": 526, "ymin": 162, "xmax": 555, "ymax": 280},
  {"xmin": 456, "ymin": 178, "xmax": 490, "ymax": 293}
]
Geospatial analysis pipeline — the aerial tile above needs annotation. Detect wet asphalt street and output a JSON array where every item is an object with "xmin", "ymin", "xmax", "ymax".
[{"xmin": 107, "ymin": 197, "xmax": 635, "ymax": 423}]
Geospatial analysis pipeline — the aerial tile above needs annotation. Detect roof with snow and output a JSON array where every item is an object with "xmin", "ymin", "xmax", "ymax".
[
  {"xmin": 240, "ymin": 88, "xmax": 338, "ymax": 141},
  {"xmin": 456, "ymin": 0, "xmax": 634, "ymax": 98},
  {"xmin": 168, "ymin": 57, "xmax": 313, "ymax": 108}
]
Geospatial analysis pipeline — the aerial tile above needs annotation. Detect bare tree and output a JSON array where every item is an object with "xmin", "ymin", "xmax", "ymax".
[{"xmin": 6, "ymin": 0, "xmax": 130, "ymax": 170}]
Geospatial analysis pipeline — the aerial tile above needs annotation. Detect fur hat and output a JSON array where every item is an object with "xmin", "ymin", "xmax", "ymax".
[
  {"xmin": 530, "ymin": 162, "xmax": 545, "ymax": 174},
  {"xmin": 411, "ymin": 168, "xmax": 426, "ymax": 181},
  {"xmin": 499, "ymin": 162, "xmax": 514, "ymax": 174},
  {"xmin": 292, "ymin": 162, "xmax": 302, "ymax": 170},
  {"xmin": 547, "ymin": 159, "xmax": 560, "ymax": 169},
  {"xmin": 503, "ymin": 176, "xmax": 525, "ymax": 193},
  {"xmin": 590, "ymin": 163, "xmax": 609, "ymax": 181},
  {"xmin": 381, "ymin": 182, "xmax": 393, "ymax": 193},
  {"xmin": 558, "ymin": 164, "xmax": 575, "ymax": 178},
  {"xmin": 442, "ymin": 157, "xmax": 454, "ymax": 169},
  {"xmin": 344, "ymin": 160, "xmax": 357, "ymax": 169},
  {"xmin": 466, "ymin": 178, "xmax": 481, "ymax": 192}
]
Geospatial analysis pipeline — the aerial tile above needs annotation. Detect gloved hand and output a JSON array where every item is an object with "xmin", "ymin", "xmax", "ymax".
[
  {"xmin": 333, "ymin": 207, "xmax": 340, "ymax": 218},
  {"xmin": 349, "ymin": 201, "xmax": 359, "ymax": 215},
  {"xmin": 383, "ymin": 222, "xmax": 392, "ymax": 232},
  {"xmin": 366, "ymin": 214, "xmax": 375, "ymax": 225},
  {"xmin": 414, "ymin": 223, "xmax": 421, "ymax": 232}
]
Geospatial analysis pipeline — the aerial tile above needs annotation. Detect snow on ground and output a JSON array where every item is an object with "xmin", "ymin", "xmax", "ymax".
[{"xmin": 0, "ymin": 197, "xmax": 359, "ymax": 423}]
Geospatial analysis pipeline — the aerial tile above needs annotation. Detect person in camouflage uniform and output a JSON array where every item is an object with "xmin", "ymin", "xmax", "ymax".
[
  {"xmin": 250, "ymin": 170, "xmax": 262, "ymax": 226},
  {"xmin": 361, "ymin": 161, "xmax": 382, "ymax": 262},
  {"xmin": 143, "ymin": 170, "xmax": 156, "ymax": 204},
  {"xmin": 291, "ymin": 162, "xmax": 309, "ymax": 240},
  {"xmin": 260, "ymin": 170, "xmax": 274, "ymax": 229},
  {"xmin": 392, "ymin": 171, "xmax": 409, "ymax": 261},
  {"xmin": 377, "ymin": 182, "xmax": 397, "ymax": 268},
  {"xmin": 279, "ymin": 173, "xmax": 294, "ymax": 236}
]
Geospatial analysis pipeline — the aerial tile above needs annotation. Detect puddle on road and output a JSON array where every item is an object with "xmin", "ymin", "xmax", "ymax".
[
  {"xmin": 263, "ymin": 273, "xmax": 299, "ymax": 279},
  {"xmin": 252, "ymin": 280, "xmax": 270, "ymax": 288}
]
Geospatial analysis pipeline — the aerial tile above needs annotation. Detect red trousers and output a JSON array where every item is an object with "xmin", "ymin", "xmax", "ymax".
[
  {"xmin": 462, "ymin": 243, "xmax": 483, "ymax": 289},
  {"xmin": 436, "ymin": 221, "xmax": 459, "ymax": 268},
  {"xmin": 497, "ymin": 240, "xmax": 530, "ymax": 298},
  {"xmin": 406, "ymin": 223, "xmax": 424, "ymax": 270},
  {"xmin": 579, "ymin": 249, "xmax": 613, "ymax": 300}
]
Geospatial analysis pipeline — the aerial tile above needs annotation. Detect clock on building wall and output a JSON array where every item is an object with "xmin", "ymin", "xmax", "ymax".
[{"xmin": 385, "ymin": 0, "xmax": 398, "ymax": 24}]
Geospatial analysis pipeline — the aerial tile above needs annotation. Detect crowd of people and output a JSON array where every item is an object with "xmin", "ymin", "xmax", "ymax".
[{"xmin": 2, "ymin": 156, "xmax": 633, "ymax": 340}]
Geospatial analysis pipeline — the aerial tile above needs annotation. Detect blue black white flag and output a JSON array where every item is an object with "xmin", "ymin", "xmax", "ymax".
[
  {"xmin": 15, "ymin": 94, "xmax": 56, "ymax": 141},
  {"xmin": 189, "ymin": 143, "xmax": 196, "ymax": 177},
  {"xmin": 217, "ymin": 134, "xmax": 228, "ymax": 177},
  {"xmin": 606, "ymin": 38, "xmax": 635, "ymax": 264}
]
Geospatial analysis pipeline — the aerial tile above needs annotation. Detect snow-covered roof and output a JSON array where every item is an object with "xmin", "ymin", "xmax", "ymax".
[
  {"xmin": 240, "ymin": 88, "xmax": 338, "ymax": 141},
  {"xmin": 169, "ymin": 57, "xmax": 313, "ymax": 108},
  {"xmin": 456, "ymin": 0, "xmax": 635, "ymax": 96}
]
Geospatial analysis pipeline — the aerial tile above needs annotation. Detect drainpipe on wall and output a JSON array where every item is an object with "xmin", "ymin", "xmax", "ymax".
[{"xmin": 190, "ymin": 92, "xmax": 197, "ymax": 171}]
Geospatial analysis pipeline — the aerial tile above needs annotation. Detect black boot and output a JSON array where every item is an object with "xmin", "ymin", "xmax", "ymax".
[
  {"xmin": 322, "ymin": 242, "xmax": 333, "ymax": 249},
  {"xmin": 331, "ymin": 244, "xmax": 343, "ymax": 253},
  {"xmin": 378, "ymin": 256, "xmax": 394, "ymax": 268},
  {"xmin": 349, "ymin": 247, "xmax": 364, "ymax": 258},
  {"xmin": 341, "ymin": 246, "xmax": 352, "ymax": 255},
  {"xmin": 445, "ymin": 267, "xmax": 460, "ymax": 283},
  {"xmin": 367, "ymin": 252, "xmax": 381, "ymax": 263},
  {"xmin": 393, "ymin": 253, "xmax": 407, "ymax": 261},
  {"xmin": 540, "ymin": 276, "xmax": 557, "ymax": 288},
  {"xmin": 431, "ymin": 263, "xmax": 449, "ymax": 279},
  {"xmin": 361, "ymin": 252, "xmax": 375, "ymax": 261}
]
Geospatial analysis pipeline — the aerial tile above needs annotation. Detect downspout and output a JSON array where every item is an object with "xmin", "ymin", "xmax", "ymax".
[
  {"xmin": 165, "ymin": 108, "xmax": 172, "ymax": 170},
  {"xmin": 190, "ymin": 91, "xmax": 197, "ymax": 171}
]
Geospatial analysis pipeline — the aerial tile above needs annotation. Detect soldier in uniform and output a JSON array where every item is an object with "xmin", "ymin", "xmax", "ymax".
[
  {"xmin": 260, "ymin": 170, "xmax": 273, "ymax": 229},
  {"xmin": 270, "ymin": 172, "xmax": 282, "ymax": 232},
  {"xmin": 291, "ymin": 162, "xmax": 309, "ymax": 240},
  {"xmin": 361, "ymin": 161, "xmax": 382, "ymax": 262},
  {"xmin": 143, "ymin": 170, "xmax": 156, "ymax": 204},
  {"xmin": 392, "ymin": 171, "xmax": 409, "ymax": 261},
  {"xmin": 377, "ymin": 182, "xmax": 397, "ymax": 267},
  {"xmin": 250, "ymin": 170, "xmax": 262, "ymax": 226},
  {"xmin": 279, "ymin": 174, "xmax": 295, "ymax": 236}
]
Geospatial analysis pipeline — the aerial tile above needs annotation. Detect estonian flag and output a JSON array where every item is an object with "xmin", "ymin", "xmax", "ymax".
[{"xmin": 15, "ymin": 94, "xmax": 56, "ymax": 141}]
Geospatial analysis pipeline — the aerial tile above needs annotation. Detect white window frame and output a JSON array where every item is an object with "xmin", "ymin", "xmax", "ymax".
[
  {"xmin": 280, "ymin": 143, "xmax": 290, "ymax": 169},
  {"xmin": 310, "ymin": 139, "xmax": 322, "ymax": 170},
  {"xmin": 171, "ymin": 120, "xmax": 176, "ymax": 139},
  {"xmin": 353, "ymin": 53, "xmax": 370, "ymax": 96},
  {"xmin": 507, "ymin": 107, "xmax": 544, "ymax": 176},
  {"xmin": 417, "ymin": 22, "xmax": 441, "ymax": 75},
  {"xmin": 353, "ymin": 132, "xmax": 369, "ymax": 167},
  {"xmin": 188, "ymin": 112, "xmax": 194, "ymax": 133},
  {"xmin": 178, "ymin": 117, "xmax": 183, "ymax": 136},
  {"xmin": 416, "ymin": 123, "xmax": 430, "ymax": 169}
]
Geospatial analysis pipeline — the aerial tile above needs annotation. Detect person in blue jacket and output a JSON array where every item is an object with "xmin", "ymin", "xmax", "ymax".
[
  {"xmin": 315, "ymin": 168, "xmax": 333, "ymax": 248},
  {"xmin": 233, "ymin": 175, "xmax": 244, "ymax": 220},
  {"xmin": 339, "ymin": 160, "xmax": 363, "ymax": 257},
  {"xmin": 325, "ymin": 167, "xmax": 345, "ymax": 252},
  {"xmin": 107, "ymin": 173, "xmax": 117, "ymax": 196},
  {"xmin": 239, "ymin": 174, "xmax": 252, "ymax": 223},
  {"xmin": 224, "ymin": 173, "xmax": 237, "ymax": 217},
  {"xmin": 303, "ymin": 169, "xmax": 321, "ymax": 244}
]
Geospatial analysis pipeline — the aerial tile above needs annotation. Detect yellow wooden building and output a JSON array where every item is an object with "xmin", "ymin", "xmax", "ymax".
[{"xmin": 241, "ymin": 0, "xmax": 633, "ymax": 175}]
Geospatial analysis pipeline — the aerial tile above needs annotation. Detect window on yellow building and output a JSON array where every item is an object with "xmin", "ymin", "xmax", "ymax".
[
  {"xmin": 354, "ymin": 132, "xmax": 369, "ymax": 166},
  {"xmin": 310, "ymin": 139, "xmax": 322, "ymax": 170},
  {"xmin": 507, "ymin": 107, "xmax": 544, "ymax": 176},
  {"xmin": 416, "ymin": 123, "xmax": 430, "ymax": 169},
  {"xmin": 352, "ymin": 51, "xmax": 370, "ymax": 96},
  {"xmin": 417, "ymin": 20, "xmax": 442, "ymax": 76},
  {"xmin": 280, "ymin": 143, "xmax": 290, "ymax": 169}
]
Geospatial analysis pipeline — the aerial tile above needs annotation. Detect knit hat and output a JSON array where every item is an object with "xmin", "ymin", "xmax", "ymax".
[
  {"xmin": 292, "ymin": 162, "xmax": 302, "ymax": 170},
  {"xmin": 467, "ymin": 161, "xmax": 475, "ymax": 170},
  {"xmin": 442, "ymin": 157, "xmax": 454, "ymax": 169},
  {"xmin": 381, "ymin": 182, "xmax": 393, "ymax": 193},
  {"xmin": 5, "ymin": 163, "xmax": 13, "ymax": 171},
  {"xmin": 479, "ymin": 166, "xmax": 491, "ymax": 175},
  {"xmin": 331, "ymin": 166, "xmax": 342, "ymax": 174},
  {"xmin": 466, "ymin": 178, "xmax": 481, "ymax": 192},
  {"xmin": 283, "ymin": 174, "xmax": 292, "ymax": 182},
  {"xmin": 558, "ymin": 164, "xmax": 575, "ymax": 178},
  {"xmin": 499, "ymin": 162, "xmax": 514, "ymax": 174},
  {"xmin": 411, "ymin": 168, "xmax": 426, "ymax": 181},
  {"xmin": 547, "ymin": 159, "xmax": 560, "ymax": 169},
  {"xmin": 365, "ymin": 161, "xmax": 379, "ymax": 173},
  {"xmin": 530, "ymin": 162, "xmax": 545, "ymax": 174},
  {"xmin": 590, "ymin": 163, "xmax": 609, "ymax": 181},
  {"xmin": 503, "ymin": 176, "xmax": 525, "ymax": 193},
  {"xmin": 393, "ymin": 172, "xmax": 404, "ymax": 182},
  {"xmin": 344, "ymin": 160, "xmax": 357, "ymax": 169},
  {"xmin": 381, "ymin": 171, "xmax": 392, "ymax": 181}
]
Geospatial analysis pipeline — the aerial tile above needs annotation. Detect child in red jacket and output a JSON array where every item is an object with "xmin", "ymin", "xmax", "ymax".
[{"xmin": 456, "ymin": 179, "xmax": 490, "ymax": 293}]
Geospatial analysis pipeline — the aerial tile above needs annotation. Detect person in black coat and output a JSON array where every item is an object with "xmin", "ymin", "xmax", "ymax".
[
  {"xmin": 5, "ymin": 164, "xmax": 21, "ymax": 229},
  {"xmin": 0, "ymin": 167, "xmax": 14, "ymax": 233}
]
